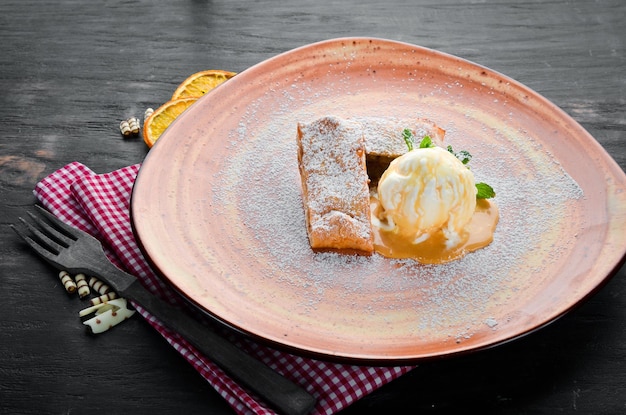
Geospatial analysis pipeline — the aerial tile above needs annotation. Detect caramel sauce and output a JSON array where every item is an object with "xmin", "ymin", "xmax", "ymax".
[{"xmin": 370, "ymin": 196, "xmax": 499, "ymax": 264}]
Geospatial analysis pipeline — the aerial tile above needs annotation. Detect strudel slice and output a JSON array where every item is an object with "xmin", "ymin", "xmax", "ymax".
[
  {"xmin": 296, "ymin": 116, "xmax": 374, "ymax": 253},
  {"xmin": 356, "ymin": 116, "xmax": 446, "ymax": 182},
  {"xmin": 360, "ymin": 116, "xmax": 445, "ymax": 159}
]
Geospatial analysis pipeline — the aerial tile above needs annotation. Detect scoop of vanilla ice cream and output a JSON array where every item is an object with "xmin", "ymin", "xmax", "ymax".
[{"xmin": 375, "ymin": 146, "xmax": 477, "ymax": 248}]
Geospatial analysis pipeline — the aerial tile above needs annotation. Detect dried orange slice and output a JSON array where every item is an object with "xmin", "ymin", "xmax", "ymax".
[
  {"xmin": 171, "ymin": 69, "xmax": 236, "ymax": 100},
  {"xmin": 143, "ymin": 97, "xmax": 198, "ymax": 148}
]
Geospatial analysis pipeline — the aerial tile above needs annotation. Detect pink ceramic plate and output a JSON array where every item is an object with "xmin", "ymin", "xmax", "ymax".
[{"xmin": 131, "ymin": 38, "xmax": 626, "ymax": 363}]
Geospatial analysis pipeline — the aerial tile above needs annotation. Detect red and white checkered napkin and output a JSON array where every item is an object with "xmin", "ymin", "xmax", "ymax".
[{"xmin": 33, "ymin": 161, "xmax": 414, "ymax": 415}]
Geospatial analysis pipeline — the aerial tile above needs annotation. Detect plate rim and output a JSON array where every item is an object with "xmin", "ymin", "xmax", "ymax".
[{"xmin": 131, "ymin": 36, "xmax": 626, "ymax": 364}]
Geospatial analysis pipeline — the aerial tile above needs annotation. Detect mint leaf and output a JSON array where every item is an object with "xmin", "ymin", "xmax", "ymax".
[
  {"xmin": 457, "ymin": 150, "xmax": 472, "ymax": 164},
  {"xmin": 403, "ymin": 129, "xmax": 435, "ymax": 151},
  {"xmin": 446, "ymin": 144, "xmax": 472, "ymax": 164},
  {"xmin": 476, "ymin": 182, "xmax": 496, "ymax": 199},
  {"xmin": 402, "ymin": 128, "xmax": 414, "ymax": 151},
  {"xmin": 446, "ymin": 143, "xmax": 494, "ymax": 199},
  {"xmin": 419, "ymin": 135, "xmax": 434, "ymax": 148}
]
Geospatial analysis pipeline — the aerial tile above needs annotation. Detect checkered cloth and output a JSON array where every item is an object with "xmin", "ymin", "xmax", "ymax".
[{"xmin": 33, "ymin": 161, "xmax": 414, "ymax": 415}]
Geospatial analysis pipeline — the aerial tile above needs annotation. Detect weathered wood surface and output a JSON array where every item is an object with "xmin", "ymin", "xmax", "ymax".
[{"xmin": 1, "ymin": 1, "xmax": 624, "ymax": 414}]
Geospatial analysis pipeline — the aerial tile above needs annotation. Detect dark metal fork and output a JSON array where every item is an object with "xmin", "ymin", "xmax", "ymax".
[{"xmin": 11, "ymin": 205, "xmax": 316, "ymax": 415}]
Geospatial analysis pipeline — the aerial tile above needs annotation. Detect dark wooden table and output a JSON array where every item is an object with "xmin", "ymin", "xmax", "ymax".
[{"xmin": 2, "ymin": 1, "xmax": 625, "ymax": 414}]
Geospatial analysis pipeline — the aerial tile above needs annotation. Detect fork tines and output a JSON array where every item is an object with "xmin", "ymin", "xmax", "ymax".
[
  {"xmin": 33, "ymin": 205, "xmax": 81, "ymax": 240},
  {"xmin": 11, "ymin": 206, "xmax": 75, "ymax": 270}
]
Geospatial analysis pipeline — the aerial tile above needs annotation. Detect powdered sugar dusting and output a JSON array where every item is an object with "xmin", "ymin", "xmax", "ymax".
[
  {"xmin": 208, "ymin": 71, "xmax": 584, "ymax": 343},
  {"xmin": 297, "ymin": 116, "xmax": 373, "ymax": 251}
]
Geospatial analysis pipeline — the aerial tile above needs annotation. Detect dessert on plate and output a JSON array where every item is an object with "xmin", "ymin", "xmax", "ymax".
[
  {"xmin": 296, "ymin": 116, "xmax": 374, "ymax": 254},
  {"xmin": 296, "ymin": 115, "xmax": 498, "ymax": 263}
]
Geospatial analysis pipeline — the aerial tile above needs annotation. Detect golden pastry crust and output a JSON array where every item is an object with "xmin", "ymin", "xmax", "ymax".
[
  {"xmin": 296, "ymin": 116, "xmax": 374, "ymax": 253},
  {"xmin": 351, "ymin": 116, "xmax": 446, "ymax": 184},
  {"xmin": 359, "ymin": 116, "xmax": 445, "ymax": 160}
]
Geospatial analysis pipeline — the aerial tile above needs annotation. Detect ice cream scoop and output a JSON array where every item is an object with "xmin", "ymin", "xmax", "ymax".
[{"xmin": 375, "ymin": 146, "xmax": 477, "ymax": 249}]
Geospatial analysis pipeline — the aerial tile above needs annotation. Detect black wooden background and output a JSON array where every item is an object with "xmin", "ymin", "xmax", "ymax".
[{"xmin": 1, "ymin": 1, "xmax": 624, "ymax": 414}]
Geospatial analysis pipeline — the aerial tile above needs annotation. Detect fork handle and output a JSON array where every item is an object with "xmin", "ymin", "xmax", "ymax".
[{"xmin": 116, "ymin": 278, "xmax": 316, "ymax": 415}]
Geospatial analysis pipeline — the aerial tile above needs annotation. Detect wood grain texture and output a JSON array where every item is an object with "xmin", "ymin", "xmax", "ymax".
[{"xmin": 1, "ymin": 0, "xmax": 624, "ymax": 414}]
